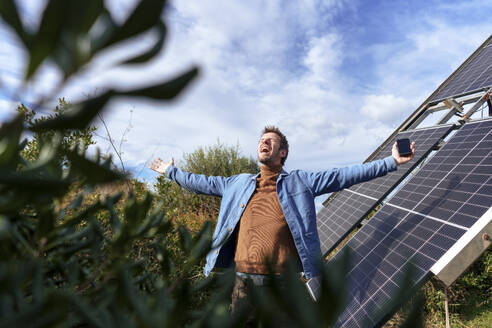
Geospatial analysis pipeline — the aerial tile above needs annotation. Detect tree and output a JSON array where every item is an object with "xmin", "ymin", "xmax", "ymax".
[
  {"xmin": 17, "ymin": 98, "xmax": 96, "ymax": 166},
  {"xmin": 183, "ymin": 140, "xmax": 259, "ymax": 177},
  {"xmin": 155, "ymin": 141, "xmax": 259, "ymax": 226},
  {"xmin": 0, "ymin": 1, "xmax": 221, "ymax": 326}
]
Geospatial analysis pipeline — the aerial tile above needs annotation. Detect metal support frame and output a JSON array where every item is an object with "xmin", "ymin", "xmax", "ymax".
[
  {"xmin": 407, "ymin": 108, "xmax": 431, "ymax": 129},
  {"xmin": 460, "ymin": 87, "xmax": 492, "ymax": 122},
  {"xmin": 437, "ymin": 98, "xmax": 464, "ymax": 124},
  {"xmin": 408, "ymin": 91, "xmax": 487, "ymax": 129},
  {"xmin": 426, "ymin": 92, "xmax": 486, "ymax": 113},
  {"xmin": 487, "ymin": 96, "xmax": 492, "ymax": 117},
  {"xmin": 444, "ymin": 288, "xmax": 451, "ymax": 328}
]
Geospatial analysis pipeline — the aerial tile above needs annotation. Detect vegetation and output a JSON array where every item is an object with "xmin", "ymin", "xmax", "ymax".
[
  {"xmin": 0, "ymin": 104, "xmax": 366, "ymax": 327},
  {"xmin": 421, "ymin": 249, "xmax": 491, "ymax": 327},
  {"xmin": 17, "ymin": 98, "xmax": 97, "ymax": 166},
  {"xmin": 0, "ymin": 1, "xmax": 361, "ymax": 326},
  {"xmin": 154, "ymin": 141, "xmax": 258, "ymax": 228}
]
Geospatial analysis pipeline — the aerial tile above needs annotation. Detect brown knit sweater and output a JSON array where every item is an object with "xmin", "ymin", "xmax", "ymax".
[{"xmin": 234, "ymin": 165, "xmax": 300, "ymax": 274}]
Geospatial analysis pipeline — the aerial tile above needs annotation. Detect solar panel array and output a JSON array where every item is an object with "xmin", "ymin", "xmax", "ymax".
[
  {"xmin": 329, "ymin": 118, "xmax": 492, "ymax": 328},
  {"xmin": 317, "ymin": 125, "xmax": 454, "ymax": 255},
  {"xmin": 430, "ymin": 37, "xmax": 492, "ymax": 103}
]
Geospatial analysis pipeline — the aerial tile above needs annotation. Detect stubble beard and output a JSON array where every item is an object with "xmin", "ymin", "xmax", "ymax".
[
  {"xmin": 259, "ymin": 155, "xmax": 272, "ymax": 165},
  {"xmin": 258, "ymin": 149, "xmax": 279, "ymax": 166}
]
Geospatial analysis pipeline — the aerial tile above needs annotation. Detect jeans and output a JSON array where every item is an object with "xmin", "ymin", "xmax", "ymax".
[{"xmin": 231, "ymin": 273, "xmax": 297, "ymax": 328}]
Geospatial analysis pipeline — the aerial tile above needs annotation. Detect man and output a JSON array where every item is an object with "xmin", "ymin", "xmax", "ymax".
[{"xmin": 150, "ymin": 126, "xmax": 415, "ymax": 322}]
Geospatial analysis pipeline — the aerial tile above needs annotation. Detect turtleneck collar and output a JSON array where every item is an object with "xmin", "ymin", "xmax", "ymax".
[{"xmin": 260, "ymin": 164, "xmax": 283, "ymax": 176}]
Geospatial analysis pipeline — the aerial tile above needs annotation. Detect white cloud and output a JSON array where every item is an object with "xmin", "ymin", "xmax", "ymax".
[
  {"xmin": 360, "ymin": 94, "xmax": 412, "ymax": 123},
  {"xmin": 1, "ymin": 0, "xmax": 492, "ymax": 184},
  {"xmin": 73, "ymin": 0, "xmax": 354, "ymax": 178},
  {"xmin": 303, "ymin": 34, "xmax": 342, "ymax": 81},
  {"xmin": 369, "ymin": 21, "xmax": 492, "ymax": 103}
]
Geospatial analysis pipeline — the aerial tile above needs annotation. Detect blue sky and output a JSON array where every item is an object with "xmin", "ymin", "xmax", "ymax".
[{"xmin": 0, "ymin": 0, "xmax": 491, "ymax": 202}]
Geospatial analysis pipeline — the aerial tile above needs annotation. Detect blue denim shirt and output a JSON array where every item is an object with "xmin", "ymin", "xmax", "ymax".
[{"xmin": 165, "ymin": 156, "xmax": 397, "ymax": 279}]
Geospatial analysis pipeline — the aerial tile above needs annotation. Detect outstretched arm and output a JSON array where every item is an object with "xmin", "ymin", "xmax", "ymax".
[
  {"xmin": 150, "ymin": 157, "xmax": 228, "ymax": 197},
  {"xmin": 305, "ymin": 142, "xmax": 416, "ymax": 196}
]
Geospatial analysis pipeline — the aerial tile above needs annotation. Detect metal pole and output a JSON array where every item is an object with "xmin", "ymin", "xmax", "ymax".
[
  {"xmin": 444, "ymin": 288, "xmax": 450, "ymax": 328},
  {"xmin": 487, "ymin": 97, "xmax": 492, "ymax": 117}
]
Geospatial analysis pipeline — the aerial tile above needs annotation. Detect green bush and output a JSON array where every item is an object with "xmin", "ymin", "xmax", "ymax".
[
  {"xmin": 154, "ymin": 141, "xmax": 259, "ymax": 226},
  {"xmin": 17, "ymin": 98, "xmax": 97, "ymax": 166},
  {"xmin": 420, "ymin": 248, "xmax": 492, "ymax": 327}
]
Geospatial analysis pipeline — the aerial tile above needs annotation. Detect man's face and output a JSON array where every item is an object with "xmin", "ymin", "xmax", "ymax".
[{"xmin": 258, "ymin": 132, "xmax": 286, "ymax": 166}]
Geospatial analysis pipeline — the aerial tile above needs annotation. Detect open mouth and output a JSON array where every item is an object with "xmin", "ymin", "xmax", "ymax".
[{"xmin": 260, "ymin": 147, "xmax": 270, "ymax": 153}]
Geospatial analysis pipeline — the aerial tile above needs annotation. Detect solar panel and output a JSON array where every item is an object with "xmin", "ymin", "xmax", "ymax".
[
  {"xmin": 317, "ymin": 125, "xmax": 454, "ymax": 255},
  {"xmin": 430, "ymin": 37, "xmax": 492, "ymax": 103},
  {"xmin": 323, "ymin": 118, "xmax": 492, "ymax": 328},
  {"xmin": 317, "ymin": 190, "xmax": 376, "ymax": 254}
]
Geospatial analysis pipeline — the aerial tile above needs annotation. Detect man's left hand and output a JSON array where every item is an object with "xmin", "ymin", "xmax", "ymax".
[{"xmin": 392, "ymin": 141, "xmax": 415, "ymax": 165}]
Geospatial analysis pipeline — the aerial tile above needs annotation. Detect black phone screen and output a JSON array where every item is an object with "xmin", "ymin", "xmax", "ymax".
[{"xmin": 397, "ymin": 138, "xmax": 412, "ymax": 157}]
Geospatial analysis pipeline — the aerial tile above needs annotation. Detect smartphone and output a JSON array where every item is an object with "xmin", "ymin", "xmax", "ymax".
[{"xmin": 396, "ymin": 138, "xmax": 412, "ymax": 157}]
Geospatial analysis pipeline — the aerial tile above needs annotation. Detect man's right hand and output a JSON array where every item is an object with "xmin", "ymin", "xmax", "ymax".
[{"xmin": 150, "ymin": 157, "xmax": 174, "ymax": 174}]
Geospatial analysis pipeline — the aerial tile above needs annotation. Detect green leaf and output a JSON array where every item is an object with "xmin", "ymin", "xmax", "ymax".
[
  {"xmin": 178, "ymin": 225, "xmax": 192, "ymax": 253},
  {"xmin": 0, "ymin": 114, "xmax": 23, "ymax": 169},
  {"xmin": 155, "ymin": 242, "xmax": 175, "ymax": 277},
  {"xmin": 45, "ymin": 228, "xmax": 91, "ymax": 253},
  {"xmin": 63, "ymin": 260, "xmax": 81, "ymax": 285},
  {"xmin": 0, "ymin": 193, "xmax": 29, "ymax": 215},
  {"xmin": 119, "ymin": 21, "xmax": 167, "ymax": 65},
  {"xmin": 66, "ymin": 192, "xmax": 84, "ymax": 210},
  {"xmin": 0, "ymin": 171, "xmax": 70, "ymax": 192},
  {"xmin": 23, "ymin": 132, "xmax": 62, "ymax": 170},
  {"xmin": 0, "ymin": 290, "xmax": 69, "ymax": 328},
  {"xmin": 66, "ymin": 149, "xmax": 125, "ymax": 184},
  {"xmin": 120, "ymin": 66, "xmax": 199, "ymax": 100},
  {"xmin": 52, "ymin": 0, "xmax": 104, "ymax": 77},
  {"xmin": 123, "ymin": 196, "xmax": 138, "ymax": 229},
  {"xmin": 135, "ymin": 192, "xmax": 153, "ymax": 223},
  {"xmin": 103, "ymin": 193, "xmax": 123, "ymax": 232},
  {"xmin": 400, "ymin": 293, "xmax": 424, "ymax": 328},
  {"xmin": 105, "ymin": 0, "xmax": 167, "ymax": 47},
  {"xmin": 35, "ymin": 207, "xmax": 56, "ymax": 242},
  {"xmin": 0, "ymin": 113, "xmax": 23, "ymax": 140},
  {"xmin": 32, "ymin": 261, "xmax": 44, "ymax": 303},
  {"xmin": 282, "ymin": 264, "xmax": 318, "ymax": 327},
  {"xmin": 59, "ymin": 201, "xmax": 103, "ymax": 229},
  {"xmin": 190, "ymin": 221, "xmax": 213, "ymax": 261},
  {"xmin": 0, "ymin": 215, "xmax": 11, "ymax": 240},
  {"xmin": 30, "ymin": 67, "xmax": 197, "ymax": 133},
  {"xmin": 30, "ymin": 91, "xmax": 113, "ymax": 131},
  {"xmin": 89, "ymin": 8, "xmax": 118, "ymax": 51},
  {"xmin": 25, "ymin": 0, "xmax": 69, "ymax": 80},
  {"xmin": 0, "ymin": 0, "xmax": 30, "ymax": 47},
  {"xmin": 116, "ymin": 268, "xmax": 148, "ymax": 322},
  {"xmin": 69, "ymin": 294, "xmax": 106, "ymax": 328},
  {"xmin": 65, "ymin": 0, "xmax": 104, "ymax": 34}
]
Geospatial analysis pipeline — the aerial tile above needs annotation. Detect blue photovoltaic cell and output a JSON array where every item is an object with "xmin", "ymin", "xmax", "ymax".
[
  {"xmin": 317, "ymin": 125, "xmax": 453, "ymax": 255},
  {"xmin": 317, "ymin": 190, "xmax": 376, "ymax": 254},
  {"xmin": 329, "ymin": 118, "xmax": 492, "ymax": 328},
  {"xmin": 430, "ymin": 37, "xmax": 492, "ymax": 103},
  {"xmin": 390, "ymin": 120, "xmax": 492, "ymax": 228}
]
